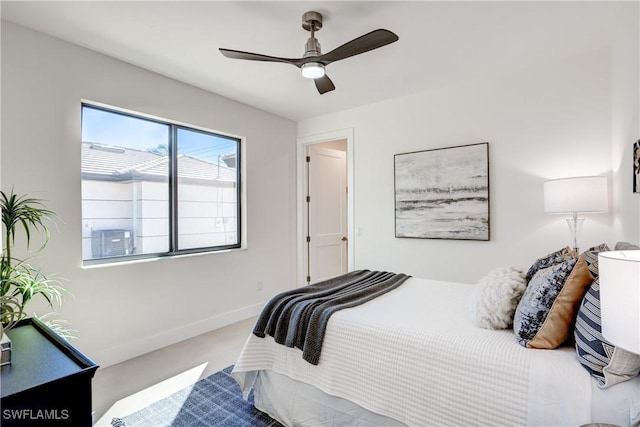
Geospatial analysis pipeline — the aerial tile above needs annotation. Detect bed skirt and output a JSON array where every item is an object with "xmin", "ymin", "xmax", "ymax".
[{"xmin": 252, "ymin": 369, "xmax": 406, "ymax": 426}]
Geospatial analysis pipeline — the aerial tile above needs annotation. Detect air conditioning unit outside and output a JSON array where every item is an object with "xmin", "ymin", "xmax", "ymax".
[{"xmin": 92, "ymin": 229, "xmax": 133, "ymax": 258}]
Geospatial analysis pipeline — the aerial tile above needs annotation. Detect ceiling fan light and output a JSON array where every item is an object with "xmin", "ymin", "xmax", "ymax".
[{"xmin": 301, "ymin": 62, "xmax": 325, "ymax": 79}]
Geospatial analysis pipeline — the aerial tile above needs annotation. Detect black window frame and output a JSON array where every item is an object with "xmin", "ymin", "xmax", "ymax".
[{"xmin": 81, "ymin": 103, "xmax": 243, "ymax": 265}]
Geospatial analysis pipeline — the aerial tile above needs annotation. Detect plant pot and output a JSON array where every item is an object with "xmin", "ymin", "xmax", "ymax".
[{"xmin": 1, "ymin": 332, "xmax": 11, "ymax": 367}]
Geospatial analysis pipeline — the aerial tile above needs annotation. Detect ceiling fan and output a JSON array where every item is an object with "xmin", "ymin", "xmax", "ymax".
[{"xmin": 219, "ymin": 11, "xmax": 399, "ymax": 95}]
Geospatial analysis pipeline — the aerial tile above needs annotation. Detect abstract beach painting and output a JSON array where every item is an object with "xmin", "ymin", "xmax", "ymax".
[
  {"xmin": 394, "ymin": 143, "xmax": 489, "ymax": 240},
  {"xmin": 634, "ymin": 139, "xmax": 639, "ymax": 193}
]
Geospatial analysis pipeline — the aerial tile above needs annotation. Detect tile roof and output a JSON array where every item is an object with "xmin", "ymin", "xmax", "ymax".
[{"xmin": 81, "ymin": 142, "xmax": 236, "ymax": 183}]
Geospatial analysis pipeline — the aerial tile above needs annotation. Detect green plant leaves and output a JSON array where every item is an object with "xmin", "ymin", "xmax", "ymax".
[
  {"xmin": 1, "ymin": 189, "xmax": 55, "ymax": 257},
  {"xmin": 1, "ymin": 189, "xmax": 69, "ymax": 336}
]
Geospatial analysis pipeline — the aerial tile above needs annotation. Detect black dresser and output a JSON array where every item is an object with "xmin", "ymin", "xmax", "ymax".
[{"xmin": 1, "ymin": 318, "xmax": 99, "ymax": 426}]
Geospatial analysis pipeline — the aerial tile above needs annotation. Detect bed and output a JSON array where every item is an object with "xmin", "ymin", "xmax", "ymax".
[{"xmin": 232, "ymin": 273, "xmax": 640, "ymax": 426}]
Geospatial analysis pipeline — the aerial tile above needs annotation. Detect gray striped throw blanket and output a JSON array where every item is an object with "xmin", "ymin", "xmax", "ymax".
[{"xmin": 253, "ymin": 270, "xmax": 410, "ymax": 365}]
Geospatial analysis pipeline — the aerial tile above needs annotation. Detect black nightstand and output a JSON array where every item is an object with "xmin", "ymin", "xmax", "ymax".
[{"xmin": 0, "ymin": 318, "xmax": 99, "ymax": 426}]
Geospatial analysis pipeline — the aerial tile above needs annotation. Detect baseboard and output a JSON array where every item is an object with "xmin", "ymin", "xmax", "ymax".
[{"xmin": 94, "ymin": 302, "xmax": 265, "ymax": 368}]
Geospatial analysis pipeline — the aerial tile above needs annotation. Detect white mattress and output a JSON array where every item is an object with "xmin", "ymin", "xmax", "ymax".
[{"xmin": 233, "ymin": 277, "xmax": 640, "ymax": 426}]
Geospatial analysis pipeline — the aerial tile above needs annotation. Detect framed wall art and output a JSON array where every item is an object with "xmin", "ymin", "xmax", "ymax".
[
  {"xmin": 634, "ymin": 139, "xmax": 640, "ymax": 193},
  {"xmin": 394, "ymin": 142, "xmax": 490, "ymax": 240}
]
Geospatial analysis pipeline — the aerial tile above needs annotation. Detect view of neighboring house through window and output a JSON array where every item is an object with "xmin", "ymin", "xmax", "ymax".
[{"xmin": 81, "ymin": 104, "xmax": 241, "ymax": 262}]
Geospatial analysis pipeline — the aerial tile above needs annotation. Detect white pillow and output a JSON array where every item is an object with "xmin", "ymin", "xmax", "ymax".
[{"xmin": 471, "ymin": 266, "xmax": 526, "ymax": 330}]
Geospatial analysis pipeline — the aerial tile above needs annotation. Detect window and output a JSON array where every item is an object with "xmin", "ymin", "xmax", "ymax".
[{"xmin": 81, "ymin": 104, "xmax": 241, "ymax": 263}]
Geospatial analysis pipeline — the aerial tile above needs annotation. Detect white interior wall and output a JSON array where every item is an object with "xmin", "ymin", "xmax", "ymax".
[
  {"xmin": 611, "ymin": 3, "xmax": 640, "ymax": 245},
  {"xmin": 298, "ymin": 48, "xmax": 619, "ymax": 283},
  {"xmin": 1, "ymin": 21, "xmax": 297, "ymax": 367}
]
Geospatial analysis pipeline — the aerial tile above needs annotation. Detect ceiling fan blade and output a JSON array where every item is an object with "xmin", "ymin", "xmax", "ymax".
[
  {"xmin": 219, "ymin": 48, "xmax": 302, "ymax": 66},
  {"xmin": 314, "ymin": 75, "xmax": 335, "ymax": 95},
  {"xmin": 319, "ymin": 29, "xmax": 399, "ymax": 65}
]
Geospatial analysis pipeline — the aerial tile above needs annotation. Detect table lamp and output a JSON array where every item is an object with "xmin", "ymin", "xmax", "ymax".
[
  {"xmin": 543, "ymin": 176, "xmax": 608, "ymax": 254},
  {"xmin": 598, "ymin": 250, "xmax": 640, "ymax": 354}
]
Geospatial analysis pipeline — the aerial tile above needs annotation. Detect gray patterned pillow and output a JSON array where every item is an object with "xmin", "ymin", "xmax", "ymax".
[
  {"xmin": 515, "ymin": 258, "xmax": 577, "ymax": 346},
  {"xmin": 614, "ymin": 241, "xmax": 640, "ymax": 251},
  {"xmin": 524, "ymin": 246, "xmax": 574, "ymax": 283},
  {"xmin": 514, "ymin": 255, "xmax": 593, "ymax": 349}
]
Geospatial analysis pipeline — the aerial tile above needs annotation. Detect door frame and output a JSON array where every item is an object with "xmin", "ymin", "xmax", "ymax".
[{"xmin": 297, "ymin": 129, "xmax": 355, "ymax": 285}]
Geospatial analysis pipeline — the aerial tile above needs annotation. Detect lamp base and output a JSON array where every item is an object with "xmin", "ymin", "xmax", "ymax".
[{"xmin": 566, "ymin": 213, "xmax": 584, "ymax": 255}]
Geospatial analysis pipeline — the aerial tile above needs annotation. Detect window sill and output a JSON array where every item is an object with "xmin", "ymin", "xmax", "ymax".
[{"xmin": 81, "ymin": 246, "xmax": 247, "ymax": 269}]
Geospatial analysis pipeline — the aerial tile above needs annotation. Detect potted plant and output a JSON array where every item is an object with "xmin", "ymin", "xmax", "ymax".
[{"xmin": 1, "ymin": 189, "xmax": 69, "ymax": 366}]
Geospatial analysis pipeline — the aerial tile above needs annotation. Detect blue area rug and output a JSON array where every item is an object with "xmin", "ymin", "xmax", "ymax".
[{"xmin": 111, "ymin": 365, "xmax": 283, "ymax": 427}]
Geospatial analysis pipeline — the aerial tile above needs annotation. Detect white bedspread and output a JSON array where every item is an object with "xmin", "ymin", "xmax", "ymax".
[{"xmin": 233, "ymin": 277, "xmax": 638, "ymax": 426}]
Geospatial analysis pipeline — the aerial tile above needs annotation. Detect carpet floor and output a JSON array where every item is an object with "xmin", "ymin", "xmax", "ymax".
[{"xmin": 110, "ymin": 365, "xmax": 283, "ymax": 427}]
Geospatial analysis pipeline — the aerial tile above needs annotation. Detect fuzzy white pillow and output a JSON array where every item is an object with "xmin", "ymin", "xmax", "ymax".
[{"xmin": 470, "ymin": 266, "xmax": 527, "ymax": 330}]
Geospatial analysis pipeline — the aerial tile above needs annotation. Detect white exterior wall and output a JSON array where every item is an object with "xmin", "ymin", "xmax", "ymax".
[
  {"xmin": 137, "ymin": 181, "xmax": 169, "ymax": 254},
  {"xmin": 82, "ymin": 177, "xmax": 238, "ymax": 260},
  {"xmin": 81, "ymin": 180, "xmax": 136, "ymax": 260},
  {"xmin": 1, "ymin": 21, "xmax": 297, "ymax": 367},
  {"xmin": 177, "ymin": 182, "xmax": 238, "ymax": 248}
]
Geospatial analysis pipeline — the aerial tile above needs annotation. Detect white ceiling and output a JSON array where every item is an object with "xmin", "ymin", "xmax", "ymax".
[{"xmin": 0, "ymin": 1, "xmax": 629, "ymax": 121}]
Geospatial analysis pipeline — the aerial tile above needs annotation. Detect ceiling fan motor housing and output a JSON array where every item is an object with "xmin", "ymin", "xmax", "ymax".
[
  {"xmin": 304, "ymin": 37, "xmax": 321, "ymax": 57},
  {"xmin": 302, "ymin": 11, "xmax": 323, "ymax": 58}
]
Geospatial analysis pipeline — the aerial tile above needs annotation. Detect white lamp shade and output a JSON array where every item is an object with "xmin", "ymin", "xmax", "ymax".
[
  {"xmin": 543, "ymin": 176, "xmax": 608, "ymax": 213},
  {"xmin": 598, "ymin": 250, "xmax": 640, "ymax": 354}
]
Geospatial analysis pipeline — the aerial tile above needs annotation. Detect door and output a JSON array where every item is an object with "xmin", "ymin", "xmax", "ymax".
[{"xmin": 306, "ymin": 145, "xmax": 348, "ymax": 283}]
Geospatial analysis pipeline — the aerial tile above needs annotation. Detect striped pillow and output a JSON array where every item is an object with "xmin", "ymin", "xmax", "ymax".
[{"xmin": 574, "ymin": 243, "xmax": 640, "ymax": 388}]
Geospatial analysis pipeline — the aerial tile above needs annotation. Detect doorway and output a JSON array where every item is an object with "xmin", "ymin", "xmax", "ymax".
[{"xmin": 297, "ymin": 129, "xmax": 354, "ymax": 285}]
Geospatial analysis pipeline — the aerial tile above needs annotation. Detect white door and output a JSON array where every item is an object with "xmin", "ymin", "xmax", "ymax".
[{"xmin": 306, "ymin": 145, "xmax": 348, "ymax": 283}]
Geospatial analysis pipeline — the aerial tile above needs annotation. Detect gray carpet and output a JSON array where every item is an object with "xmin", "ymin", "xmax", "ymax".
[{"xmin": 111, "ymin": 365, "xmax": 283, "ymax": 427}]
